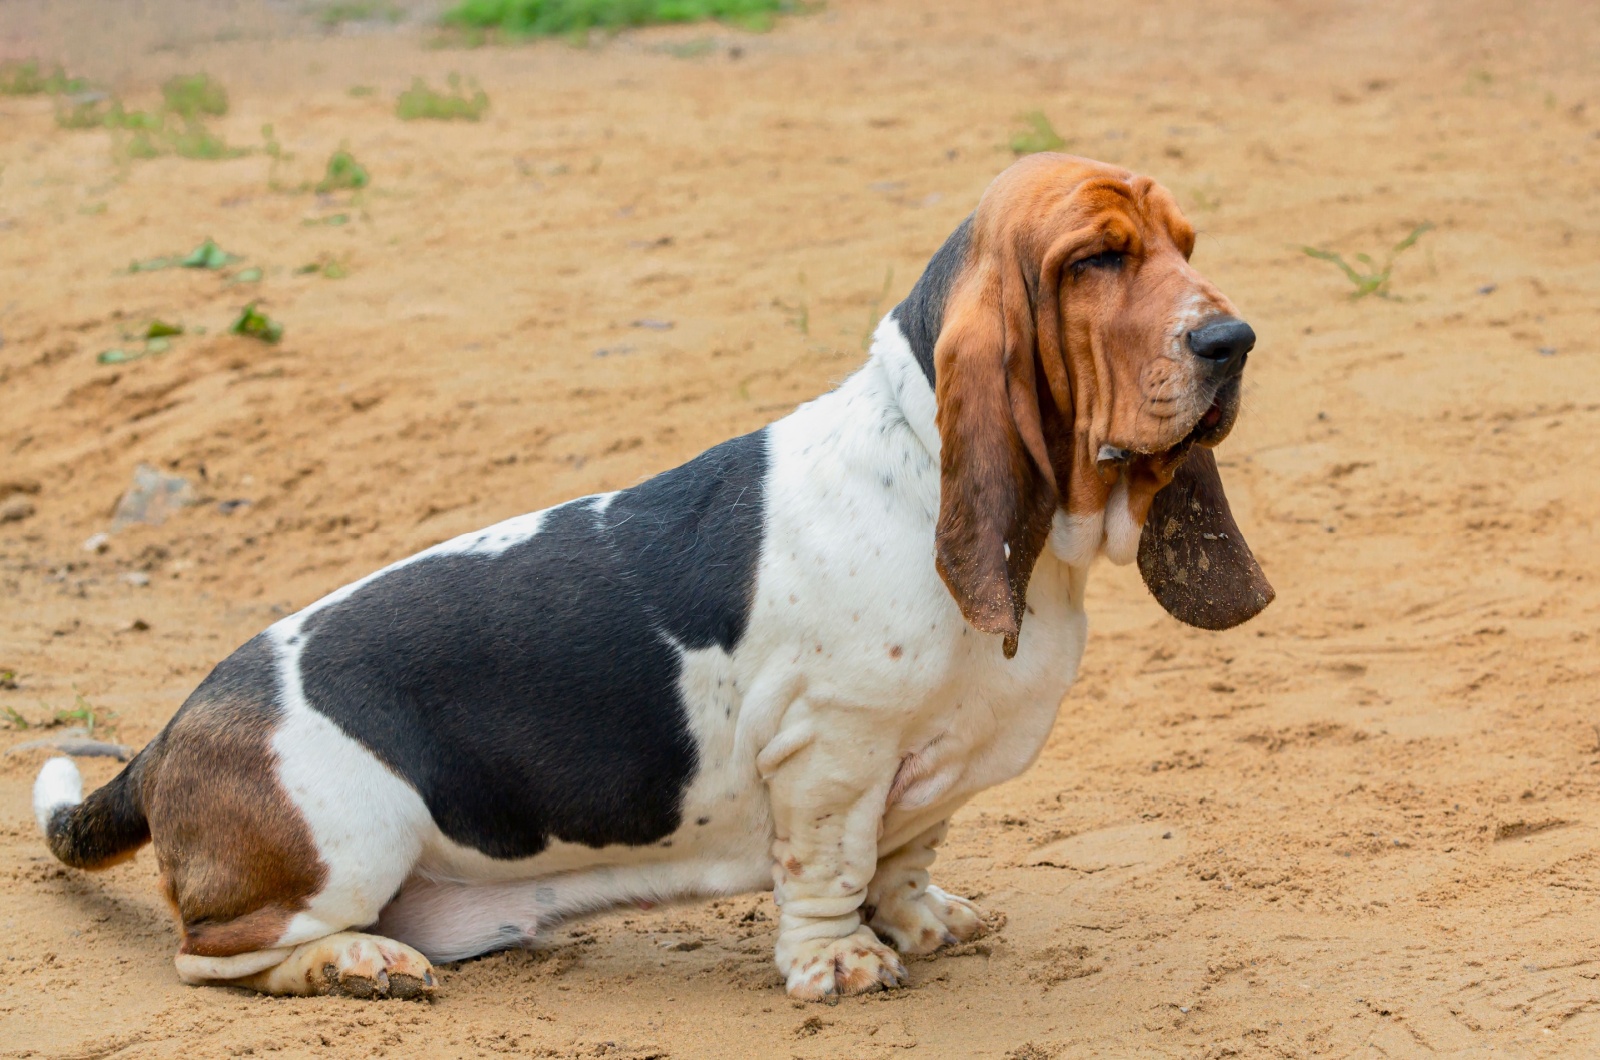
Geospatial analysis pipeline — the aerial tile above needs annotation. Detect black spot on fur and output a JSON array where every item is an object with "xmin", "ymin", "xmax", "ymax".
[
  {"xmin": 295, "ymin": 430, "xmax": 770, "ymax": 860},
  {"xmin": 892, "ymin": 214, "xmax": 973, "ymax": 386}
]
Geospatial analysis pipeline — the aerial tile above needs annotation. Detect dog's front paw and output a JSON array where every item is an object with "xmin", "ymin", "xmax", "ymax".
[
  {"xmin": 868, "ymin": 884, "xmax": 984, "ymax": 956},
  {"xmin": 782, "ymin": 926, "xmax": 908, "ymax": 1001}
]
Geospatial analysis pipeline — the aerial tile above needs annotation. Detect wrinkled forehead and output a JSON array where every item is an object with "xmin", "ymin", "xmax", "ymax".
[{"xmin": 972, "ymin": 154, "xmax": 1194, "ymax": 257}]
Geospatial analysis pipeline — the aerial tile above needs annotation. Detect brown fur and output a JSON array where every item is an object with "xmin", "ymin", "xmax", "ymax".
[
  {"xmin": 143, "ymin": 695, "xmax": 327, "ymax": 958},
  {"xmin": 933, "ymin": 154, "xmax": 1270, "ymax": 649}
]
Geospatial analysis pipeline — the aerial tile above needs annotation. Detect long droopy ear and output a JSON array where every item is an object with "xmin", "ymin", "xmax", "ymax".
[
  {"xmin": 1136, "ymin": 447, "xmax": 1275, "ymax": 629},
  {"xmin": 933, "ymin": 253, "xmax": 1062, "ymax": 659}
]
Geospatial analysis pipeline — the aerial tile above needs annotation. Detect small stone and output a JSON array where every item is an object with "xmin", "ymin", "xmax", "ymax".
[
  {"xmin": 0, "ymin": 497, "xmax": 35, "ymax": 523},
  {"xmin": 111, "ymin": 463, "xmax": 196, "ymax": 531},
  {"xmin": 82, "ymin": 532, "xmax": 111, "ymax": 553},
  {"xmin": 1537, "ymin": 346, "xmax": 1557, "ymax": 357},
  {"xmin": 123, "ymin": 571, "xmax": 151, "ymax": 587}
]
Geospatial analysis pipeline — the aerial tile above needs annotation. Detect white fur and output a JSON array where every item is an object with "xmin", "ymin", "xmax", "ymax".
[
  {"xmin": 218, "ymin": 316, "xmax": 1102, "ymax": 985},
  {"xmin": 33, "ymin": 757, "xmax": 83, "ymax": 836}
]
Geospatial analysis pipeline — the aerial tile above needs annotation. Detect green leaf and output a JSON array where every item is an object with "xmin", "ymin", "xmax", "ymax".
[
  {"xmin": 97, "ymin": 347, "xmax": 147, "ymax": 364},
  {"xmin": 145, "ymin": 319, "xmax": 184, "ymax": 338},
  {"xmin": 181, "ymin": 238, "xmax": 238, "ymax": 269},
  {"xmin": 1009, "ymin": 110, "xmax": 1067, "ymax": 155},
  {"xmin": 230, "ymin": 302, "xmax": 284, "ymax": 343},
  {"xmin": 1390, "ymin": 221, "xmax": 1434, "ymax": 255}
]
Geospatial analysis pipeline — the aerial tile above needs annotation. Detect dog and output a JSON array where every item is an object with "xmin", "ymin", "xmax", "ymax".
[{"xmin": 33, "ymin": 153, "xmax": 1272, "ymax": 1002}]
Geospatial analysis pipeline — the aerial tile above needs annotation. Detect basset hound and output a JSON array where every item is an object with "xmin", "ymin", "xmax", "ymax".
[{"xmin": 33, "ymin": 153, "xmax": 1272, "ymax": 1002}]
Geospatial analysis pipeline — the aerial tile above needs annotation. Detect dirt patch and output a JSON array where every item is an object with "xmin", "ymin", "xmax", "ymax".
[{"xmin": 3, "ymin": 0, "xmax": 1599, "ymax": 1056}]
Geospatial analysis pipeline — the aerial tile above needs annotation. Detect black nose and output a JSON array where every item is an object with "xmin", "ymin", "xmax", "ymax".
[{"xmin": 1187, "ymin": 317, "xmax": 1255, "ymax": 372}]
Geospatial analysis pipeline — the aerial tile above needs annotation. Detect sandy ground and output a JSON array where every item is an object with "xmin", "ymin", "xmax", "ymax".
[{"xmin": 2, "ymin": 0, "xmax": 1598, "ymax": 1056}]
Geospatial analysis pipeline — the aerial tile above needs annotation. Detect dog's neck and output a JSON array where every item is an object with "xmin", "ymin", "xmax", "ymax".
[{"xmin": 867, "ymin": 314, "xmax": 942, "ymax": 463}]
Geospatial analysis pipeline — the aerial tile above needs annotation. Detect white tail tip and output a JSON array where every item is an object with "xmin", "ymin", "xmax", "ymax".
[{"xmin": 33, "ymin": 757, "xmax": 84, "ymax": 836}]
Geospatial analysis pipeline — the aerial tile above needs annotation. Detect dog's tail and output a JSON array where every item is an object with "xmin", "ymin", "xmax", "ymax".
[{"xmin": 34, "ymin": 749, "xmax": 153, "ymax": 870}]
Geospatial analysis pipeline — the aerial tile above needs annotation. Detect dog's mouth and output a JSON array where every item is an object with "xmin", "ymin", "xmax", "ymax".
[
  {"xmin": 1181, "ymin": 375, "xmax": 1242, "ymax": 451},
  {"xmin": 1098, "ymin": 377, "xmax": 1242, "ymax": 475}
]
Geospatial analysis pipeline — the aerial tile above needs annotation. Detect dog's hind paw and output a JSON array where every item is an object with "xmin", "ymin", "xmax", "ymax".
[{"xmin": 241, "ymin": 932, "xmax": 438, "ymax": 999}]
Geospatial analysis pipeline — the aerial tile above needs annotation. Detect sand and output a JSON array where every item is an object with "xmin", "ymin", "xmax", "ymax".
[{"xmin": 2, "ymin": 0, "xmax": 1598, "ymax": 1055}]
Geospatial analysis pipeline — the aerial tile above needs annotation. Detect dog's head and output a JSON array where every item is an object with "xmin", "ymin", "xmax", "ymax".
[{"xmin": 905, "ymin": 153, "xmax": 1273, "ymax": 656}]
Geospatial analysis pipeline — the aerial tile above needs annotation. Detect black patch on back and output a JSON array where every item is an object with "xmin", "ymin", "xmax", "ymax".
[
  {"xmin": 891, "ymin": 214, "xmax": 973, "ymax": 387},
  {"xmin": 296, "ymin": 430, "xmax": 769, "ymax": 860}
]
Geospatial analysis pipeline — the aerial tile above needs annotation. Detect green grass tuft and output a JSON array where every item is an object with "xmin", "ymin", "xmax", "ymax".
[
  {"xmin": 396, "ymin": 74, "xmax": 490, "ymax": 121},
  {"xmin": 314, "ymin": 1, "xmax": 404, "ymax": 26},
  {"xmin": 161, "ymin": 73, "xmax": 229, "ymax": 118},
  {"xmin": 317, "ymin": 146, "xmax": 370, "ymax": 192},
  {"xmin": 0, "ymin": 59, "xmax": 90, "ymax": 96},
  {"xmin": 441, "ymin": 0, "xmax": 797, "ymax": 37},
  {"xmin": 1009, "ymin": 111, "xmax": 1067, "ymax": 155},
  {"xmin": 1300, "ymin": 222, "xmax": 1434, "ymax": 300},
  {"xmin": 54, "ymin": 72, "xmax": 245, "ymax": 161}
]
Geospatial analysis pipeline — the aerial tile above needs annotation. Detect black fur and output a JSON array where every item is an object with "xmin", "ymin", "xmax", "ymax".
[
  {"xmin": 295, "ymin": 429, "xmax": 770, "ymax": 860},
  {"xmin": 892, "ymin": 214, "xmax": 973, "ymax": 386},
  {"xmin": 44, "ymin": 752, "xmax": 151, "ymax": 869}
]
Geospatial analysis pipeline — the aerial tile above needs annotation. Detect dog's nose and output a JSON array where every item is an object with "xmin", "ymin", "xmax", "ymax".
[{"xmin": 1187, "ymin": 317, "xmax": 1255, "ymax": 373}]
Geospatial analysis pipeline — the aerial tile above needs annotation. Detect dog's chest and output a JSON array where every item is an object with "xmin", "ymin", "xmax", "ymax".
[{"xmin": 657, "ymin": 376, "xmax": 1089, "ymax": 871}]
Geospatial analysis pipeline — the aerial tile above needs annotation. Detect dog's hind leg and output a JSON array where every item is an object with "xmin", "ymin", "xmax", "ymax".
[{"xmin": 146, "ymin": 652, "xmax": 434, "ymax": 997}]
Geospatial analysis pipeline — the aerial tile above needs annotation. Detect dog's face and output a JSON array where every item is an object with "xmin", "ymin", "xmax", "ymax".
[{"xmin": 931, "ymin": 154, "xmax": 1273, "ymax": 655}]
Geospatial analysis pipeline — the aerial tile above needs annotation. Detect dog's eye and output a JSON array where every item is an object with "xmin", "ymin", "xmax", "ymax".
[{"xmin": 1072, "ymin": 250, "xmax": 1126, "ymax": 274}]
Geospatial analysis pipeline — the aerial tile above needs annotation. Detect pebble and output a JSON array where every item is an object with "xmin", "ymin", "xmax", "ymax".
[
  {"xmin": 111, "ymin": 463, "xmax": 196, "ymax": 531},
  {"xmin": 0, "ymin": 496, "xmax": 35, "ymax": 523},
  {"xmin": 123, "ymin": 571, "xmax": 151, "ymax": 587}
]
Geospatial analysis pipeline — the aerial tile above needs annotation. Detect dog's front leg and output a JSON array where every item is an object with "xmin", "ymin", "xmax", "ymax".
[
  {"xmin": 863, "ymin": 819, "xmax": 984, "ymax": 955},
  {"xmin": 759, "ymin": 713, "xmax": 908, "ymax": 1001}
]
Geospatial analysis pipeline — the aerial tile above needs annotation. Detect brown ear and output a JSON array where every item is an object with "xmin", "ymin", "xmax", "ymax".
[
  {"xmin": 933, "ymin": 258, "xmax": 1060, "ymax": 659},
  {"xmin": 1136, "ymin": 447, "xmax": 1274, "ymax": 629}
]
